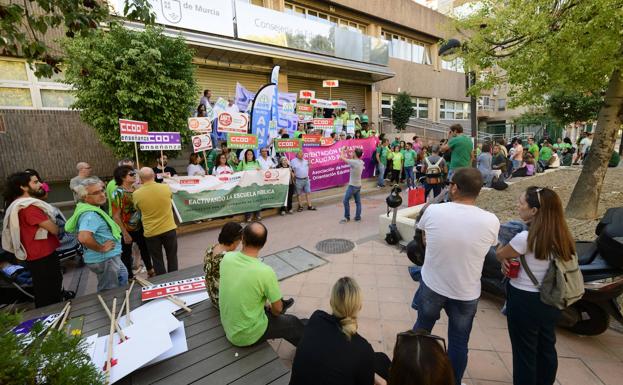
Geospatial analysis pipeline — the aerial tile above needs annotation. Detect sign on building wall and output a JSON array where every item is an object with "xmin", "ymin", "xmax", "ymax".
[{"xmin": 110, "ymin": 0, "xmax": 235, "ymax": 37}]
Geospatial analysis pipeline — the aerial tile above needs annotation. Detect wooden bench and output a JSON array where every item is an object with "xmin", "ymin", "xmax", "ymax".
[{"xmin": 22, "ymin": 265, "xmax": 291, "ymax": 384}]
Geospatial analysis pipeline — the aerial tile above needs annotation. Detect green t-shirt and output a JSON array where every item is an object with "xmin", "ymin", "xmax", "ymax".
[
  {"xmin": 388, "ymin": 151, "xmax": 403, "ymax": 170},
  {"xmin": 237, "ymin": 160, "xmax": 260, "ymax": 171},
  {"xmin": 206, "ymin": 149, "xmax": 219, "ymax": 174},
  {"xmin": 360, "ymin": 114, "xmax": 369, "ymax": 123},
  {"xmin": 377, "ymin": 146, "xmax": 389, "ymax": 164},
  {"xmin": 340, "ymin": 112, "xmax": 350, "ymax": 122},
  {"xmin": 219, "ymin": 251, "xmax": 282, "ymax": 346},
  {"xmin": 403, "ymin": 149, "xmax": 417, "ymax": 167},
  {"xmin": 294, "ymin": 131, "xmax": 303, "ymax": 138},
  {"xmin": 360, "ymin": 129, "xmax": 369, "ymax": 138},
  {"xmin": 105, "ymin": 179, "xmax": 117, "ymax": 216},
  {"xmin": 448, "ymin": 135, "xmax": 473, "ymax": 170},
  {"xmin": 540, "ymin": 146, "xmax": 553, "ymax": 162},
  {"xmin": 528, "ymin": 144, "xmax": 540, "ymax": 161}
]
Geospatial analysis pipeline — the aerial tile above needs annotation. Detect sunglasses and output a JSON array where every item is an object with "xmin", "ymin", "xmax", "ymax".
[
  {"xmin": 397, "ymin": 330, "xmax": 447, "ymax": 354},
  {"xmin": 128, "ymin": 171, "xmax": 137, "ymax": 177}
]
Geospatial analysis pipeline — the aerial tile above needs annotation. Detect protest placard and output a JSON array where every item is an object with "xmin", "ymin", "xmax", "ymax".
[
  {"xmin": 213, "ymin": 97, "xmax": 228, "ymax": 112},
  {"xmin": 141, "ymin": 277, "xmax": 206, "ymax": 301},
  {"xmin": 119, "ymin": 119, "xmax": 149, "ymax": 142},
  {"xmin": 299, "ymin": 90, "xmax": 315, "ymax": 99},
  {"xmin": 346, "ymin": 120, "xmax": 356, "ymax": 134},
  {"xmin": 274, "ymin": 138, "xmax": 302, "ymax": 153},
  {"xmin": 309, "ymin": 98, "xmax": 332, "ymax": 109},
  {"xmin": 227, "ymin": 133, "xmax": 258, "ymax": 149},
  {"xmin": 334, "ymin": 118, "xmax": 343, "ymax": 131},
  {"xmin": 187, "ymin": 117, "xmax": 212, "ymax": 133},
  {"xmin": 139, "ymin": 132, "xmax": 181, "ymax": 151},
  {"xmin": 296, "ymin": 104, "xmax": 314, "ymax": 122},
  {"xmin": 191, "ymin": 134, "xmax": 212, "ymax": 153},
  {"xmin": 302, "ymin": 134, "xmax": 322, "ymax": 147},
  {"xmin": 331, "ymin": 100, "xmax": 347, "ymax": 109},
  {"xmin": 323, "ymin": 80, "xmax": 339, "ymax": 87},
  {"xmin": 313, "ymin": 118, "xmax": 334, "ymax": 130},
  {"xmin": 217, "ymin": 112, "xmax": 249, "ymax": 134}
]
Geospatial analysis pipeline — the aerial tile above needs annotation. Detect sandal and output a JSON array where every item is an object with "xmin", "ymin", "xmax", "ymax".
[
  {"xmin": 297, "ymin": 207, "xmax": 304, "ymax": 212},
  {"xmin": 307, "ymin": 206, "xmax": 316, "ymax": 211}
]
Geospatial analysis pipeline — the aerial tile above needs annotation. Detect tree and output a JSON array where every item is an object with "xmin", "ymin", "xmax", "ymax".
[
  {"xmin": 0, "ymin": 0, "xmax": 154, "ymax": 78},
  {"xmin": 62, "ymin": 25, "xmax": 197, "ymax": 160},
  {"xmin": 391, "ymin": 92, "xmax": 413, "ymax": 131},
  {"xmin": 454, "ymin": 0, "xmax": 623, "ymax": 219},
  {"xmin": 546, "ymin": 91, "xmax": 603, "ymax": 126}
]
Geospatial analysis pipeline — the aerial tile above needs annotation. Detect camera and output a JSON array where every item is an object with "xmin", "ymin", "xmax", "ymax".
[{"xmin": 386, "ymin": 184, "xmax": 402, "ymax": 209}]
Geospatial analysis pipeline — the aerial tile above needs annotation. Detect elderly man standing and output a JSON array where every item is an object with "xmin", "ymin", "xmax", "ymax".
[
  {"xmin": 289, "ymin": 152, "xmax": 316, "ymax": 212},
  {"xmin": 69, "ymin": 162, "xmax": 99, "ymax": 202},
  {"xmin": 65, "ymin": 178, "xmax": 128, "ymax": 291},
  {"xmin": 132, "ymin": 168, "xmax": 178, "ymax": 275}
]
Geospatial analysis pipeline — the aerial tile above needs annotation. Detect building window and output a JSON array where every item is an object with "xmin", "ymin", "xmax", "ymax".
[
  {"xmin": 382, "ymin": 94, "xmax": 430, "ymax": 119},
  {"xmin": 497, "ymin": 98, "xmax": 506, "ymax": 111},
  {"xmin": 441, "ymin": 57, "xmax": 465, "ymax": 73},
  {"xmin": 381, "ymin": 31, "xmax": 432, "ymax": 65},
  {"xmin": 440, "ymin": 100, "xmax": 471, "ymax": 120},
  {"xmin": 0, "ymin": 57, "xmax": 75, "ymax": 109},
  {"xmin": 284, "ymin": 2, "xmax": 367, "ymax": 33}
]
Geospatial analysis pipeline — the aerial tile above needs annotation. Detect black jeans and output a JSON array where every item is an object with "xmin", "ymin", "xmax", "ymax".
[
  {"xmin": 257, "ymin": 309, "xmax": 306, "ymax": 347},
  {"xmin": 390, "ymin": 169, "xmax": 401, "ymax": 184},
  {"xmin": 120, "ymin": 228, "xmax": 153, "ymax": 278},
  {"xmin": 507, "ymin": 283, "xmax": 561, "ymax": 385},
  {"xmin": 424, "ymin": 183, "xmax": 443, "ymax": 200},
  {"xmin": 145, "ymin": 229, "xmax": 178, "ymax": 275},
  {"xmin": 281, "ymin": 183, "xmax": 295, "ymax": 213},
  {"xmin": 26, "ymin": 252, "xmax": 63, "ymax": 308}
]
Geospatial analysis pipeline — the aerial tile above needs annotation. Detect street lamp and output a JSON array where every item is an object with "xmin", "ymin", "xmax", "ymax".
[{"xmin": 438, "ymin": 38, "xmax": 478, "ymax": 139}]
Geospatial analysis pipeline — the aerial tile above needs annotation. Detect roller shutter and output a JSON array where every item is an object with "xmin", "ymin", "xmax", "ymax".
[
  {"xmin": 194, "ymin": 66, "xmax": 269, "ymax": 100},
  {"xmin": 288, "ymin": 77, "xmax": 368, "ymax": 111}
]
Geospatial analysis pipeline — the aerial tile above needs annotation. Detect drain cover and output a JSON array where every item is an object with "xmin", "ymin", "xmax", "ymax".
[{"xmin": 315, "ymin": 238, "xmax": 355, "ymax": 254}]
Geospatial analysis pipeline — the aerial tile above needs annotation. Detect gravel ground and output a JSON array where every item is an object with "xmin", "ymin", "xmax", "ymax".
[{"xmin": 476, "ymin": 166, "xmax": 623, "ymax": 240}]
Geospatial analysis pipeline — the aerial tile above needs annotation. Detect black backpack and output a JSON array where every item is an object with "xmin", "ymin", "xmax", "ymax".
[{"xmin": 491, "ymin": 175, "xmax": 509, "ymax": 190}]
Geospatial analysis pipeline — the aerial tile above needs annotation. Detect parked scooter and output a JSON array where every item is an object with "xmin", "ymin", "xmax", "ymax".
[{"xmin": 409, "ymin": 207, "xmax": 623, "ymax": 336}]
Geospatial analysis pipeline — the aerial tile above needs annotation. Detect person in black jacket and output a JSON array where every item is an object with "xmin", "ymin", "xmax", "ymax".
[{"xmin": 289, "ymin": 277, "xmax": 390, "ymax": 385}]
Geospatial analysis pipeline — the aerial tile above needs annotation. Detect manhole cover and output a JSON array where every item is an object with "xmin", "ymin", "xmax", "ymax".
[{"xmin": 315, "ymin": 238, "xmax": 355, "ymax": 254}]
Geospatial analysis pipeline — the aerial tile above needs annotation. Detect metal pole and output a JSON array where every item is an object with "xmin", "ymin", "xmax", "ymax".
[{"xmin": 469, "ymin": 72, "xmax": 477, "ymax": 139}]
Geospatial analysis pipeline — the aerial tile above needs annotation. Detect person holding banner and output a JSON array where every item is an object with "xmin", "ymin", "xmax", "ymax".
[
  {"xmin": 187, "ymin": 153, "xmax": 206, "ymax": 177},
  {"xmin": 153, "ymin": 154, "xmax": 177, "ymax": 183},
  {"xmin": 213, "ymin": 153, "xmax": 235, "ymax": 176},
  {"xmin": 339, "ymin": 147, "xmax": 365, "ymax": 223},
  {"xmin": 237, "ymin": 150, "xmax": 262, "ymax": 222}
]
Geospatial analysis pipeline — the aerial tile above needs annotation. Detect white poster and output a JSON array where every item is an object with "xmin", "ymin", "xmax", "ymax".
[{"xmin": 110, "ymin": 0, "xmax": 235, "ymax": 37}]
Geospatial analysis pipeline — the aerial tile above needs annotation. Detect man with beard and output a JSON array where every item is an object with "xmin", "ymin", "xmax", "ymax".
[
  {"xmin": 152, "ymin": 154, "xmax": 178, "ymax": 183},
  {"xmin": 2, "ymin": 172, "xmax": 62, "ymax": 307},
  {"xmin": 410, "ymin": 167, "xmax": 499, "ymax": 385}
]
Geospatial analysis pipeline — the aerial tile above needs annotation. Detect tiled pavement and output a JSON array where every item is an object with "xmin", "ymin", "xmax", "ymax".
[{"xmin": 64, "ymin": 190, "xmax": 623, "ymax": 385}]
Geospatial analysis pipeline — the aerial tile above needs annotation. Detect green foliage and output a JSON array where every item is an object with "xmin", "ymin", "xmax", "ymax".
[
  {"xmin": 0, "ymin": 311, "xmax": 105, "ymax": 385},
  {"xmin": 63, "ymin": 25, "xmax": 198, "ymax": 160},
  {"xmin": 514, "ymin": 111, "xmax": 564, "ymax": 140},
  {"xmin": 546, "ymin": 91, "xmax": 603, "ymax": 125},
  {"xmin": 454, "ymin": 0, "xmax": 623, "ymax": 107},
  {"xmin": 391, "ymin": 92, "xmax": 413, "ymax": 131},
  {"xmin": 0, "ymin": 1, "xmax": 154, "ymax": 78}
]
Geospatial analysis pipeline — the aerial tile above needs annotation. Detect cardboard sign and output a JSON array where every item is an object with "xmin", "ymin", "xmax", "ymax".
[
  {"xmin": 296, "ymin": 104, "xmax": 314, "ymax": 122},
  {"xmin": 227, "ymin": 133, "xmax": 259, "ymax": 149},
  {"xmin": 217, "ymin": 112, "xmax": 249, "ymax": 133},
  {"xmin": 334, "ymin": 118, "xmax": 343, "ymax": 131},
  {"xmin": 119, "ymin": 119, "xmax": 149, "ymax": 142},
  {"xmin": 309, "ymin": 98, "xmax": 332, "ymax": 109},
  {"xmin": 274, "ymin": 138, "xmax": 302, "ymax": 153},
  {"xmin": 139, "ymin": 132, "xmax": 181, "ymax": 151},
  {"xmin": 187, "ymin": 117, "xmax": 212, "ymax": 133},
  {"xmin": 313, "ymin": 118, "xmax": 334, "ymax": 130},
  {"xmin": 331, "ymin": 100, "xmax": 347, "ymax": 109},
  {"xmin": 191, "ymin": 134, "xmax": 213, "ymax": 153},
  {"xmin": 302, "ymin": 134, "xmax": 322, "ymax": 146},
  {"xmin": 323, "ymin": 79, "xmax": 339, "ymax": 87},
  {"xmin": 141, "ymin": 276, "xmax": 206, "ymax": 301},
  {"xmin": 299, "ymin": 90, "xmax": 315, "ymax": 99},
  {"xmin": 346, "ymin": 120, "xmax": 356, "ymax": 134}
]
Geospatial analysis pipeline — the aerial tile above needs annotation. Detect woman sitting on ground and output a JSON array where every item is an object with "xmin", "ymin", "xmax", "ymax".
[
  {"xmin": 187, "ymin": 153, "xmax": 206, "ymax": 176},
  {"xmin": 492, "ymin": 144, "xmax": 508, "ymax": 176},
  {"xmin": 511, "ymin": 153, "xmax": 536, "ymax": 178},
  {"xmin": 290, "ymin": 277, "xmax": 391, "ymax": 385},
  {"xmin": 203, "ymin": 222, "xmax": 242, "ymax": 309},
  {"xmin": 477, "ymin": 143, "xmax": 494, "ymax": 186}
]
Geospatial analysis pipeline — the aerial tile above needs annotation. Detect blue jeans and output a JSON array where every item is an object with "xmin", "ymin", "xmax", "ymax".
[
  {"xmin": 343, "ymin": 185, "xmax": 361, "ymax": 220},
  {"xmin": 376, "ymin": 163, "xmax": 386, "ymax": 187},
  {"xmin": 412, "ymin": 280, "xmax": 478, "ymax": 385},
  {"xmin": 405, "ymin": 166, "xmax": 415, "ymax": 188},
  {"xmin": 87, "ymin": 256, "xmax": 128, "ymax": 292}
]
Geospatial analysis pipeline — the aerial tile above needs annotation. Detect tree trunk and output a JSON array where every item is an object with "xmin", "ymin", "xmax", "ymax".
[{"xmin": 566, "ymin": 70, "xmax": 623, "ymax": 219}]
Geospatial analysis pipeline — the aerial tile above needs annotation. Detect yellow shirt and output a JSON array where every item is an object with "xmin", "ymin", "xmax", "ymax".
[{"xmin": 132, "ymin": 181, "xmax": 177, "ymax": 237}]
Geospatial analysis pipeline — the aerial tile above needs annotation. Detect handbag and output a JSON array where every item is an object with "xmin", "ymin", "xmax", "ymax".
[
  {"xmin": 408, "ymin": 187, "xmax": 426, "ymax": 207},
  {"xmin": 520, "ymin": 254, "xmax": 584, "ymax": 310}
]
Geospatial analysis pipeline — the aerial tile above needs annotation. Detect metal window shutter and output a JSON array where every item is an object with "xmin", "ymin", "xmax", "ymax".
[
  {"xmin": 194, "ymin": 66, "xmax": 270, "ymax": 100},
  {"xmin": 288, "ymin": 77, "xmax": 367, "ymax": 111}
]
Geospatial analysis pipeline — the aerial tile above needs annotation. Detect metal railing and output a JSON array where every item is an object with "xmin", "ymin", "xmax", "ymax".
[{"xmin": 380, "ymin": 117, "xmax": 450, "ymax": 138}]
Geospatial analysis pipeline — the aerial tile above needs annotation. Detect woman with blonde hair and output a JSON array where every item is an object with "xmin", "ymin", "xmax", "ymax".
[{"xmin": 289, "ymin": 277, "xmax": 390, "ymax": 385}]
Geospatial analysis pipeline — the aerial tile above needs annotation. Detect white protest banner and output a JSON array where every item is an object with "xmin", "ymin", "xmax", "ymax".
[
  {"xmin": 331, "ymin": 100, "xmax": 347, "ymax": 109},
  {"xmin": 119, "ymin": 119, "xmax": 149, "ymax": 142},
  {"xmin": 191, "ymin": 134, "xmax": 213, "ymax": 153},
  {"xmin": 309, "ymin": 98, "xmax": 332, "ymax": 109},
  {"xmin": 141, "ymin": 276, "xmax": 206, "ymax": 301},
  {"xmin": 346, "ymin": 120, "xmax": 356, "ymax": 134},
  {"xmin": 187, "ymin": 117, "xmax": 212, "ymax": 133},
  {"xmin": 323, "ymin": 79, "xmax": 339, "ymax": 87},
  {"xmin": 139, "ymin": 132, "xmax": 182, "ymax": 151},
  {"xmin": 299, "ymin": 90, "xmax": 315, "ymax": 99},
  {"xmin": 217, "ymin": 111, "xmax": 249, "ymax": 133}
]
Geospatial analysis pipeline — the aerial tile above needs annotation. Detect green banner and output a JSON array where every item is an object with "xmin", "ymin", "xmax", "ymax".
[
  {"xmin": 274, "ymin": 138, "xmax": 302, "ymax": 153},
  {"xmin": 170, "ymin": 170, "xmax": 289, "ymax": 222},
  {"xmin": 227, "ymin": 133, "xmax": 258, "ymax": 150}
]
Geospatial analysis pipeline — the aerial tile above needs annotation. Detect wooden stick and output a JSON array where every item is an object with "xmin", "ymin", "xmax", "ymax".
[
  {"xmin": 117, "ymin": 280, "xmax": 135, "ymax": 325},
  {"xmin": 134, "ymin": 141, "xmax": 140, "ymax": 169},
  {"xmin": 134, "ymin": 276, "xmax": 191, "ymax": 313},
  {"xmin": 48, "ymin": 302, "xmax": 70, "ymax": 331},
  {"xmin": 125, "ymin": 289, "xmax": 131, "ymax": 326},
  {"xmin": 97, "ymin": 295, "xmax": 127, "ymax": 341},
  {"xmin": 105, "ymin": 298, "xmax": 117, "ymax": 384},
  {"xmin": 57, "ymin": 303, "xmax": 71, "ymax": 331}
]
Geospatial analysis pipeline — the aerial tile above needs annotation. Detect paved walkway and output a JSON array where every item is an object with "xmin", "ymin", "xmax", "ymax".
[{"xmin": 64, "ymin": 190, "xmax": 623, "ymax": 385}]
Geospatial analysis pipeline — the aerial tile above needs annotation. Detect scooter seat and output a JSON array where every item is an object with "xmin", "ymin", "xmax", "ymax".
[
  {"xmin": 577, "ymin": 241, "xmax": 599, "ymax": 265},
  {"xmin": 580, "ymin": 255, "xmax": 623, "ymax": 282}
]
